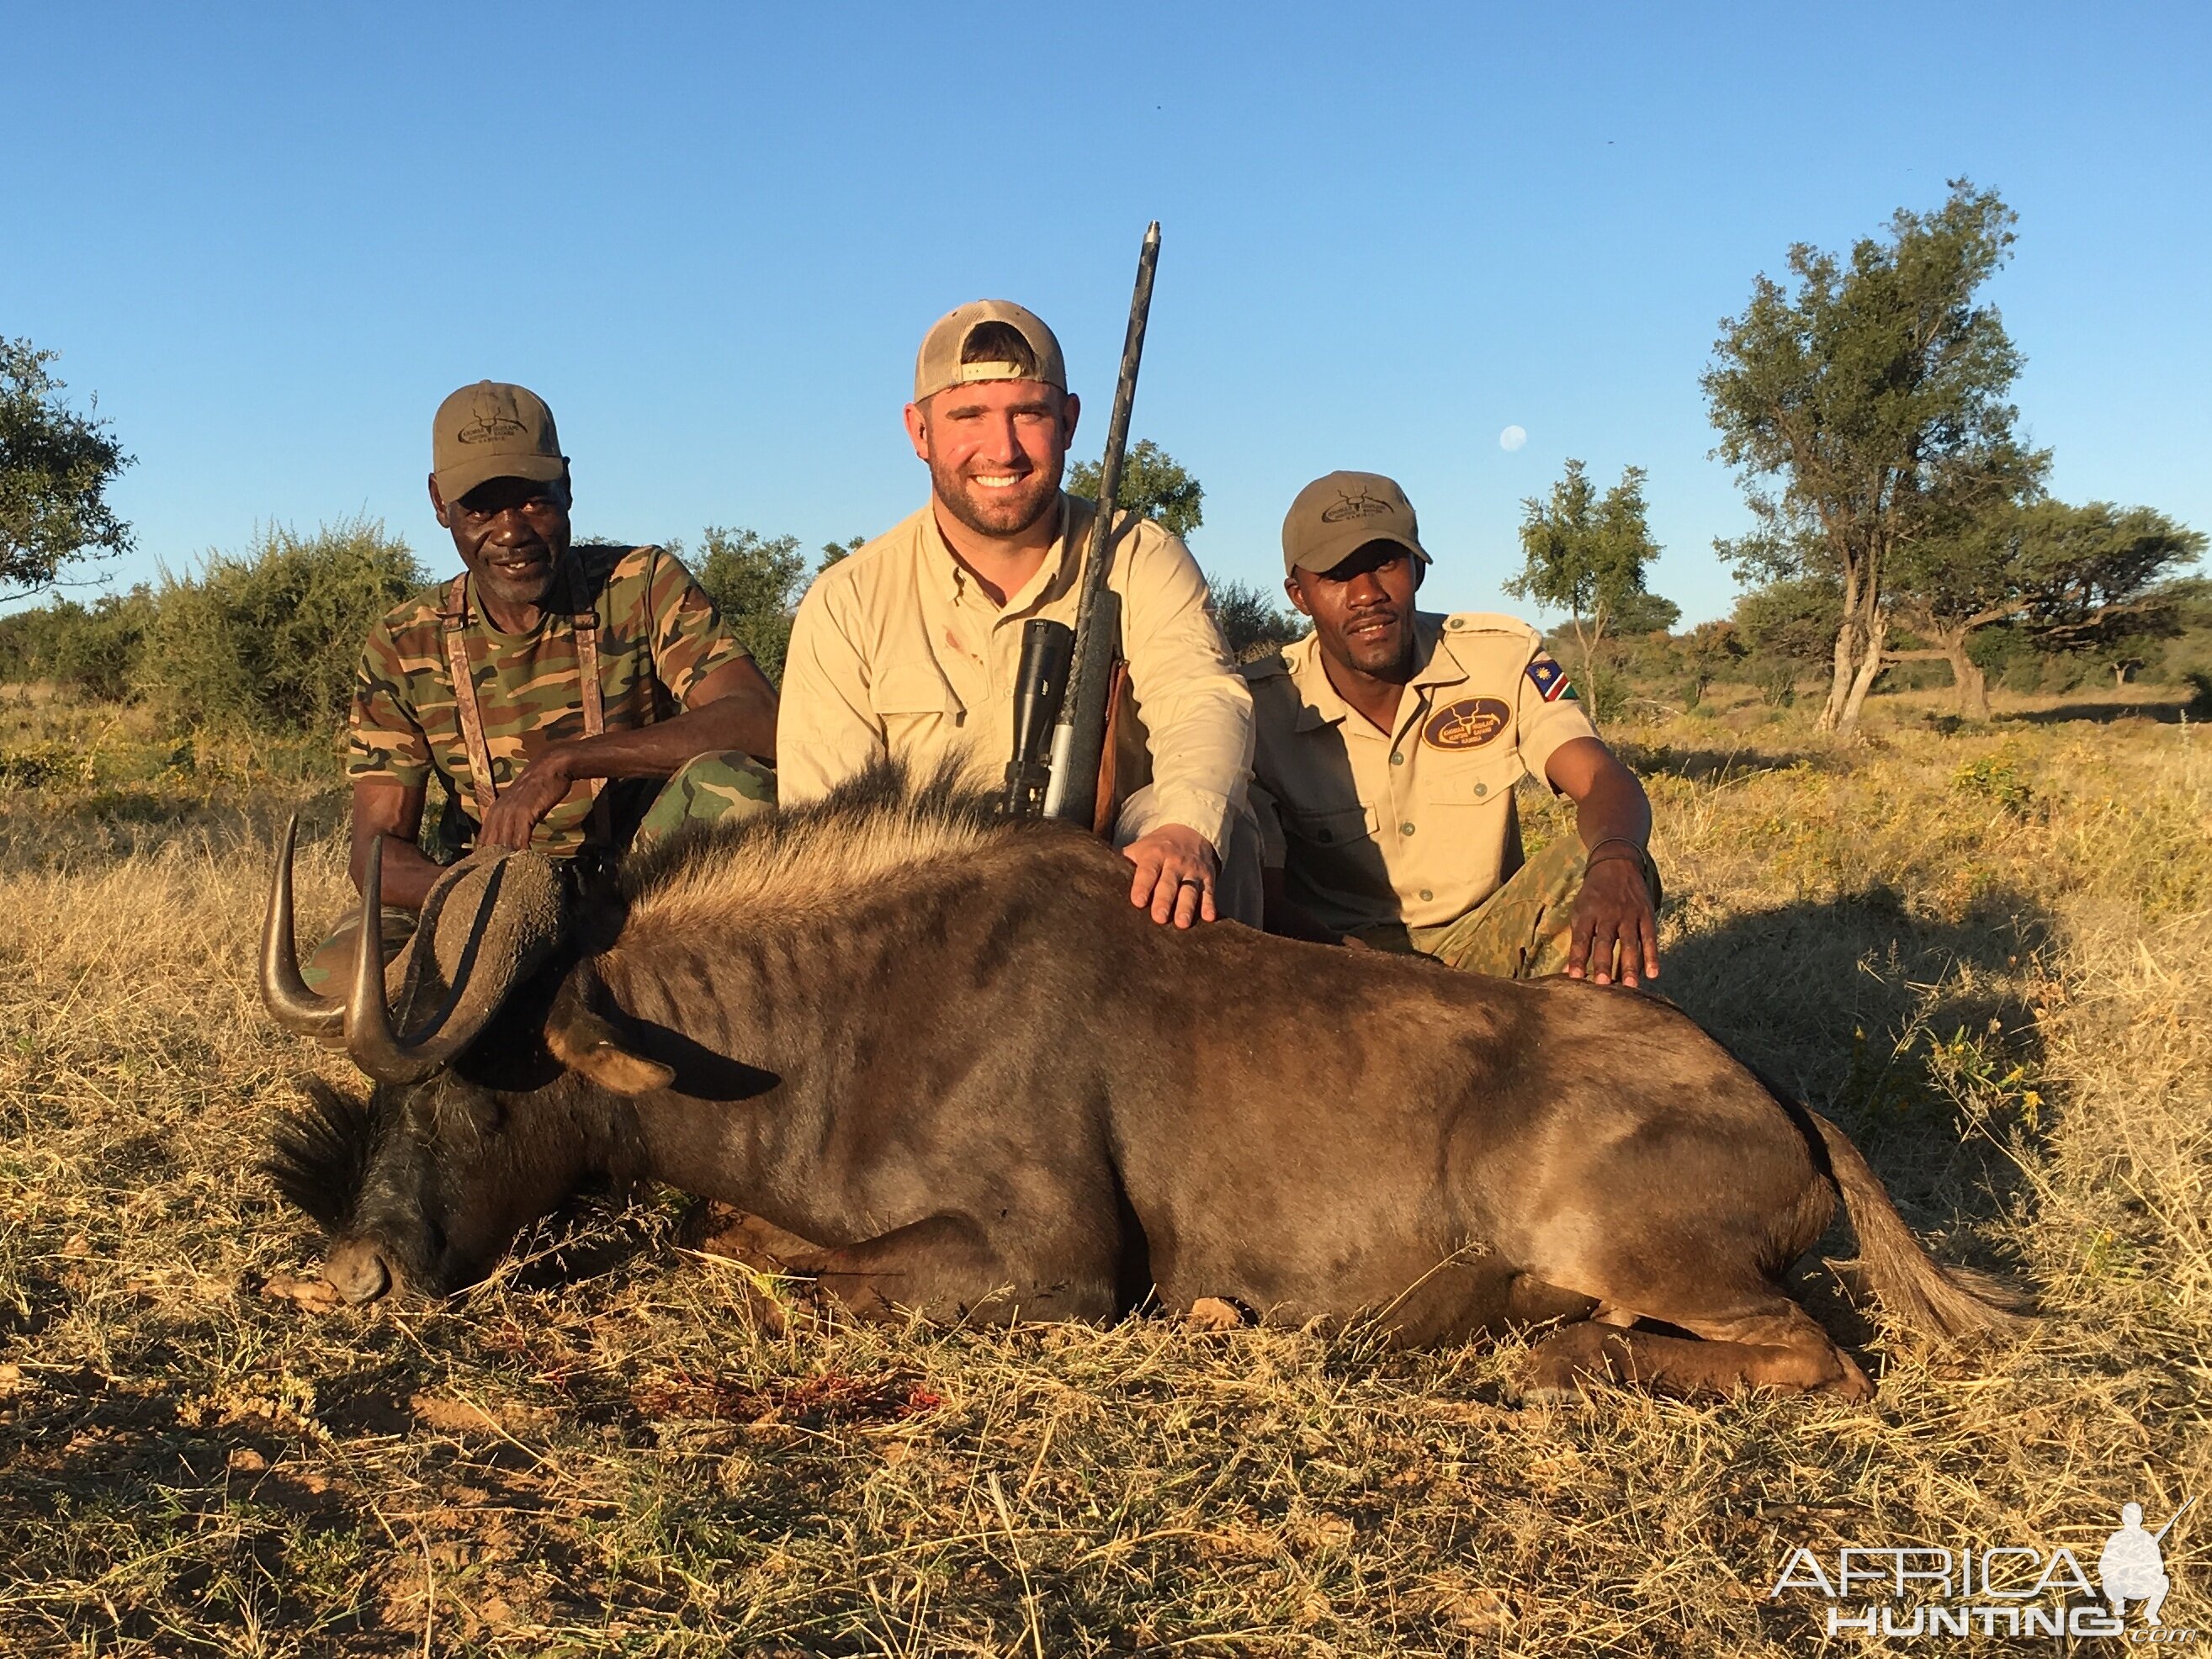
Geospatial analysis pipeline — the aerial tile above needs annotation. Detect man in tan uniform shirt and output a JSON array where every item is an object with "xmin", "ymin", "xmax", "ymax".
[
  {"xmin": 1243, "ymin": 471, "xmax": 1662, "ymax": 985},
  {"xmin": 778, "ymin": 300, "xmax": 1257, "ymax": 927}
]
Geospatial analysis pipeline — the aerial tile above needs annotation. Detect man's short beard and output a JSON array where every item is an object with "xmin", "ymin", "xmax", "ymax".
[{"xmin": 929, "ymin": 453, "xmax": 1064, "ymax": 540}]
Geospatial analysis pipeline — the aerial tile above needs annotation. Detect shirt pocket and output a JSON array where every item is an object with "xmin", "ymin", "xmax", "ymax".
[
  {"xmin": 873, "ymin": 665, "xmax": 964, "ymax": 751},
  {"xmin": 1277, "ymin": 799, "xmax": 1392, "ymax": 902},
  {"xmin": 1418, "ymin": 747, "xmax": 1526, "ymax": 806},
  {"xmin": 1279, "ymin": 799, "xmax": 1381, "ymax": 849}
]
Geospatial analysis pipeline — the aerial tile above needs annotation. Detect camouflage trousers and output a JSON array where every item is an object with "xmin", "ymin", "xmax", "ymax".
[
  {"xmin": 301, "ymin": 751, "xmax": 776, "ymax": 994},
  {"xmin": 1349, "ymin": 835, "xmax": 1663, "ymax": 978}
]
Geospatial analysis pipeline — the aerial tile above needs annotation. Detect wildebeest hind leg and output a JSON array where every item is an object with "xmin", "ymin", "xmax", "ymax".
[
  {"xmin": 1521, "ymin": 1298, "xmax": 1872, "ymax": 1404},
  {"xmin": 788, "ymin": 1215, "xmax": 1110, "ymax": 1327}
]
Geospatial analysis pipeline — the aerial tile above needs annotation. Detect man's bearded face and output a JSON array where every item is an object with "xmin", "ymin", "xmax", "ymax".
[{"xmin": 916, "ymin": 379, "xmax": 1073, "ymax": 540}]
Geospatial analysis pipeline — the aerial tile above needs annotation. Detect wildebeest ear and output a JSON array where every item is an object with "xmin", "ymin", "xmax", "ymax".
[
  {"xmin": 546, "ymin": 1005, "xmax": 675, "ymax": 1095},
  {"xmin": 545, "ymin": 964, "xmax": 676, "ymax": 1096}
]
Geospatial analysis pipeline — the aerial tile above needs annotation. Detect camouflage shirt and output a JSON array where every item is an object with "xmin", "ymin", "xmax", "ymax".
[{"xmin": 347, "ymin": 544, "xmax": 746, "ymax": 859}]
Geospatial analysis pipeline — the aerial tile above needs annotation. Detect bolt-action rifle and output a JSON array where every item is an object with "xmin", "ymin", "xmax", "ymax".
[{"xmin": 999, "ymin": 221, "xmax": 1161, "ymax": 827}]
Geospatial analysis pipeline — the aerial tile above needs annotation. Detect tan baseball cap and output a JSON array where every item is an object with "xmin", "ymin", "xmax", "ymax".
[
  {"xmin": 1281, "ymin": 470, "xmax": 1433, "ymax": 576},
  {"xmin": 913, "ymin": 300, "xmax": 1067, "ymax": 402},
  {"xmin": 431, "ymin": 381, "xmax": 567, "ymax": 502}
]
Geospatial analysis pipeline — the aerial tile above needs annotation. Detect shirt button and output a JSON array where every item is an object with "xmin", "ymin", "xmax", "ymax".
[
  {"xmin": 1391, "ymin": 751, "xmax": 1404, "ymax": 766},
  {"xmin": 1474, "ymin": 782, "xmax": 1488, "ymax": 798},
  {"xmin": 1447, "ymin": 617, "xmax": 1464, "ymax": 629},
  {"xmin": 1419, "ymin": 888, "xmax": 1433, "ymax": 901},
  {"xmin": 1401, "ymin": 821, "xmax": 1416, "ymax": 836}
]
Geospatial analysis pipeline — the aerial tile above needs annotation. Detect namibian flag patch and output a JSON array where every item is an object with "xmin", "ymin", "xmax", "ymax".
[{"xmin": 1525, "ymin": 655, "xmax": 1577, "ymax": 702}]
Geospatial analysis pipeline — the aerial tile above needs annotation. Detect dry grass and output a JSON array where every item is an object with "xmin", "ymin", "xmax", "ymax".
[{"xmin": 0, "ymin": 686, "xmax": 2208, "ymax": 1654}]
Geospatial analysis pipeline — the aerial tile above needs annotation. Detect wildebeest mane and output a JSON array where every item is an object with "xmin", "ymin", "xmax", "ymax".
[
  {"xmin": 263, "ymin": 1078, "xmax": 390, "ymax": 1233},
  {"xmin": 617, "ymin": 757, "xmax": 1011, "ymax": 931}
]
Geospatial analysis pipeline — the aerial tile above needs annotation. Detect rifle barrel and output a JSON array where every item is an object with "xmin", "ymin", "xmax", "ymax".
[{"xmin": 1042, "ymin": 221, "xmax": 1162, "ymax": 824}]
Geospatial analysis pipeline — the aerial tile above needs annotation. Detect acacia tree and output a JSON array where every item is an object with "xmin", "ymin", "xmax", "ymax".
[
  {"xmin": 1703, "ymin": 181, "xmax": 2041, "ymax": 736},
  {"xmin": 1505, "ymin": 458, "xmax": 1666, "ymax": 688},
  {"xmin": 0, "ymin": 338, "xmax": 134, "ymax": 593},
  {"xmin": 1886, "ymin": 501, "xmax": 2204, "ymax": 716},
  {"xmin": 1068, "ymin": 438, "xmax": 1203, "ymax": 539}
]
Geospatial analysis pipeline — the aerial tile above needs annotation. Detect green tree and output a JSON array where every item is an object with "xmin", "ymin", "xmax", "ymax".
[
  {"xmin": 2013, "ymin": 502, "xmax": 2206, "ymax": 689},
  {"xmin": 139, "ymin": 519, "xmax": 422, "ymax": 732},
  {"xmin": 1680, "ymin": 619, "xmax": 1747, "ymax": 710},
  {"xmin": 1886, "ymin": 499, "xmax": 2204, "ymax": 718},
  {"xmin": 1703, "ymin": 180, "xmax": 2045, "ymax": 735},
  {"xmin": 691, "ymin": 527, "xmax": 809, "ymax": 685},
  {"xmin": 816, "ymin": 535, "xmax": 867, "ymax": 570},
  {"xmin": 0, "ymin": 338, "xmax": 134, "ymax": 593},
  {"xmin": 1068, "ymin": 439, "xmax": 1203, "ymax": 540},
  {"xmin": 1505, "ymin": 459, "xmax": 1668, "ymax": 688},
  {"xmin": 1732, "ymin": 577, "xmax": 1842, "ymax": 706}
]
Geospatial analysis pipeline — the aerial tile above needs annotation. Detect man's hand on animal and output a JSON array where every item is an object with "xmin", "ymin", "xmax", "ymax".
[
  {"xmin": 1123, "ymin": 822, "xmax": 1219, "ymax": 927},
  {"xmin": 1567, "ymin": 851, "xmax": 1660, "ymax": 988},
  {"xmin": 475, "ymin": 749, "xmax": 579, "ymax": 849},
  {"xmin": 1544, "ymin": 734, "xmax": 1660, "ymax": 989}
]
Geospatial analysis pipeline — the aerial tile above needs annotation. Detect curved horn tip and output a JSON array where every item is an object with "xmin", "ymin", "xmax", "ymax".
[{"xmin": 260, "ymin": 808, "xmax": 345, "ymax": 1038}]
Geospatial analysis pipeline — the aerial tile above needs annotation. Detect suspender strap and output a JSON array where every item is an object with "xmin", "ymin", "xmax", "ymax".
[
  {"xmin": 571, "ymin": 607, "xmax": 603, "ymax": 739},
  {"xmin": 438, "ymin": 570, "xmax": 611, "ymax": 834},
  {"xmin": 440, "ymin": 575, "xmax": 500, "ymax": 818}
]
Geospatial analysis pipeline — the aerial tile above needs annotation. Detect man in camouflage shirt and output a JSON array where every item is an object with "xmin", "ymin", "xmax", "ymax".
[{"xmin": 305, "ymin": 379, "xmax": 777, "ymax": 988}]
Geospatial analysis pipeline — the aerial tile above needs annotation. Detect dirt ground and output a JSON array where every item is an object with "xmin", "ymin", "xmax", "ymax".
[{"xmin": 0, "ymin": 683, "xmax": 2206, "ymax": 1654}]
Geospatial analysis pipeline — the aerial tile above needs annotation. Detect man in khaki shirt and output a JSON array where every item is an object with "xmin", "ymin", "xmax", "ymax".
[
  {"xmin": 1243, "ymin": 471, "xmax": 1662, "ymax": 985},
  {"xmin": 778, "ymin": 299, "xmax": 1257, "ymax": 927}
]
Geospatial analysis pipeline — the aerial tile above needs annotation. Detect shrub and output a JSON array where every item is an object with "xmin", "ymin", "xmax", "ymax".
[
  {"xmin": 689, "ymin": 527, "xmax": 810, "ymax": 686},
  {"xmin": 0, "ymin": 586, "xmax": 154, "ymax": 701},
  {"xmin": 137, "ymin": 518, "xmax": 422, "ymax": 733},
  {"xmin": 1208, "ymin": 579, "xmax": 1304, "ymax": 662}
]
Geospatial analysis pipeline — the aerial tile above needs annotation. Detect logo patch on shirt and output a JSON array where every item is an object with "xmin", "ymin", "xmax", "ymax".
[
  {"xmin": 1423, "ymin": 696, "xmax": 1511, "ymax": 750},
  {"xmin": 1525, "ymin": 655, "xmax": 1576, "ymax": 702}
]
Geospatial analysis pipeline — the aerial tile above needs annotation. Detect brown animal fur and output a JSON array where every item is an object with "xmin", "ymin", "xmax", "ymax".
[{"xmin": 273, "ymin": 763, "xmax": 2030, "ymax": 1401}]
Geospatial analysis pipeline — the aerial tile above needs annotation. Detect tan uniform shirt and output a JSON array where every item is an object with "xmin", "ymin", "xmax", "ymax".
[
  {"xmin": 1240, "ymin": 612, "xmax": 1600, "ymax": 932},
  {"xmin": 778, "ymin": 493, "xmax": 1254, "ymax": 853}
]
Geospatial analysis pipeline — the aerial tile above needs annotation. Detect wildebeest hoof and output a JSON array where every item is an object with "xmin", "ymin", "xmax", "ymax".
[
  {"xmin": 1511, "ymin": 1375, "xmax": 1594, "ymax": 1408},
  {"xmin": 1185, "ymin": 1296, "xmax": 1254, "ymax": 1333},
  {"xmin": 321, "ymin": 1238, "xmax": 394, "ymax": 1305},
  {"xmin": 1815, "ymin": 1354, "xmax": 1877, "ymax": 1404}
]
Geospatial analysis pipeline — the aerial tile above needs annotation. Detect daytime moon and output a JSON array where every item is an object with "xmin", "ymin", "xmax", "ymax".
[{"xmin": 1499, "ymin": 425, "xmax": 1527, "ymax": 452}]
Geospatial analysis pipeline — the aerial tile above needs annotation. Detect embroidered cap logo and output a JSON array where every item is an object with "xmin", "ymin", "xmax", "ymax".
[
  {"xmin": 455, "ymin": 385, "xmax": 528, "ymax": 446},
  {"xmin": 1319, "ymin": 489, "xmax": 1395, "ymax": 525}
]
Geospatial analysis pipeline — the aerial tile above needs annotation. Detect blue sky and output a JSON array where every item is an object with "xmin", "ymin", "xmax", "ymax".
[{"xmin": 6, "ymin": 3, "xmax": 2206, "ymax": 625}]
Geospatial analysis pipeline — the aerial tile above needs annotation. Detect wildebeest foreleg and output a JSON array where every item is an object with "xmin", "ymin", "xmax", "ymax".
[
  {"xmin": 786, "ymin": 1214, "xmax": 1113, "ymax": 1328},
  {"xmin": 1520, "ymin": 1300, "xmax": 1872, "ymax": 1404}
]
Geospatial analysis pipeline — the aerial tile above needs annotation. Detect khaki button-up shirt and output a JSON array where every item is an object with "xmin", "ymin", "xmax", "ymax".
[
  {"xmin": 1241, "ymin": 612, "xmax": 1600, "ymax": 933},
  {"xmin": 777, "ymin": 493, "xmax": 1254, "ymax": 853}
]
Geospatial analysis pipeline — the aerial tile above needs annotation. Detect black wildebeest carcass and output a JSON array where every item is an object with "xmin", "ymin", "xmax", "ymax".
[{"xmin": 261, "ymin": 767, "xmax": 2025, "ymax": 1402}]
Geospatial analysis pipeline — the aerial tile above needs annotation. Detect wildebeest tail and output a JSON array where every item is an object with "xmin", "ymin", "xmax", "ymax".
[{"xmin": 1807, "ymin": 1110, "xmax": 2033, "ymax": 1347}]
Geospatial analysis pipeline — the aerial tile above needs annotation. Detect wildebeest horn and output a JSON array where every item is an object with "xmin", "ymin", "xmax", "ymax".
[
  {"xmin": 345, "ymin": 836, "xmax": 563, "ymax": 1084},
  {"xmin": 260, "ymin": 813, "xmax": 346, "ymax": 1041}
]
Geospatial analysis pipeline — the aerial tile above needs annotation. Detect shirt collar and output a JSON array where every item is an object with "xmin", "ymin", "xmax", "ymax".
[
  {"xmin": 920, "ymin": 494, "xmax": 1075, "ymax": 613},
  {"xmin": 1286, "ymin": 614, "xmax": 1460, "ymax": 730}
]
